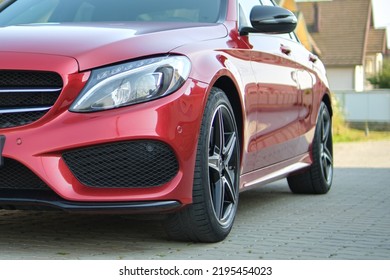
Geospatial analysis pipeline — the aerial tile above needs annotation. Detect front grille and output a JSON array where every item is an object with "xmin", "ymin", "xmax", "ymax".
[
  {"xmin": 63, "ymin": 141, "xmax": 179, "ymax": 188},
  {"xmin": 0, "ymin": 158, "xmax": 52, "ymax": 191},
  {"xmin": 0, "ymin": 71, "xmax": 63, "ymax": 88},
  {"xmin": 0, "ymin": 70, "xmax": 63, "ymax": 128},
  {"xmin": 0, "ymin": 110, "xmax": 48, "ymax": 129}
]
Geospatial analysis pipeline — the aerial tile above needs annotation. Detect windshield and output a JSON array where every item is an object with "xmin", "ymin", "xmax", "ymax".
[{"xmin": 0, "ymin": 0, "xmax": 224, "ymax": 26}]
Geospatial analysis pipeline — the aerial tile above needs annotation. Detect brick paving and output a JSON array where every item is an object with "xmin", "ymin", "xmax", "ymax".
[{"xmin": 0, "ymin": 141, "xmax": 389, "ymax": 260}]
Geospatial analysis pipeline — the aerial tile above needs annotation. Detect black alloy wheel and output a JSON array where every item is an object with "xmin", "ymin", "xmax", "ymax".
[
  {"xmin": 208, "ymin": 99, "xmax": 239, "ymax": 227},
  {"xmin": 164, "ymin": 87, "xmax": 240, "ymax": 242},
  {"xmin": 288, "ymin": 102, "xmax": 333, "ymax": 194}
]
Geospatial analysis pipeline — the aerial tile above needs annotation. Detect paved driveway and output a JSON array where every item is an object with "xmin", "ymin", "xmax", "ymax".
[{"xmin": 0, "ymin": 141, "xmax": 389, "ymax": 260}]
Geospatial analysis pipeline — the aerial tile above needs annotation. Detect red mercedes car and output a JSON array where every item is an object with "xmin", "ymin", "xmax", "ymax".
[{"xmin": 0, "ymin": 0, "xmax": 333, "ymax": 242}]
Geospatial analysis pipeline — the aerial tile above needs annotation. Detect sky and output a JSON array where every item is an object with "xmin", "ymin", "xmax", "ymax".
[{"xmin": 371, "ymin": 0, "xmax": 390, "ymax": 46}]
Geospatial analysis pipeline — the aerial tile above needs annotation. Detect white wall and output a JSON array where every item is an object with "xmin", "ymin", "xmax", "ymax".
[
  {"xmin": 354, "ymin": 65, "xmax": 365, "ymax": 92},
  {"xmin": 327, "ymin": 67, "xmax": 355, "ymax": 91},
  {"xmin": 327, "ymin": 66, "xmax": 366, "ymax": 92}
]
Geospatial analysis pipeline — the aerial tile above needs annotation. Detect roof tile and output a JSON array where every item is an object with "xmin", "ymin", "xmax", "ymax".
[
  {"xmin": 367, "ymin": 28, "xmax": 387, "ymax": 54},
  {"xmin": 298, "ymin": 0, "xmax": 371, "ymax": 66}
]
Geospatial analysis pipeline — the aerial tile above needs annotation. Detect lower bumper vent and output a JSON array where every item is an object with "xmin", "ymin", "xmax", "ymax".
[
  {"xmin": 0, "ymin": 158, "xmax": 52, "ymax": 191},
  {"xmin": 62, "ymin": 141, "xmax": 179, "ymax": 188}
]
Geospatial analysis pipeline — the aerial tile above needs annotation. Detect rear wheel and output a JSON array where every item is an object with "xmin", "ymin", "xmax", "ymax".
[
  {"xmin": 288, "ymin": 102, "xmax": 333, "ymax": 194},
  {"xmin": 164, "ymin": 87, "xmax": 240, "ymax": 242}
]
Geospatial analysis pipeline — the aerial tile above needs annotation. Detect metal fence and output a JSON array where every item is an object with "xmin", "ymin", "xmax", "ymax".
[{"xmin": 334, "ymin": 90, "xmax": 390, "ymax": 131}]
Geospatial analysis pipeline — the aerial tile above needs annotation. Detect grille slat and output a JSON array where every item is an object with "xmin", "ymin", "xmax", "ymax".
[
  {"xmin": 63, "ymin": 141, "xmax": 179, "ymax": 188},
  {"xmin": 0, "ymin": 70, "xmax": 63, "ymax": 128}
]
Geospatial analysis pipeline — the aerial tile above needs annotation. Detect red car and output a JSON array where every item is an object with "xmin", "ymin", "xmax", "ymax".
[{"xmin": 0, "ymin": 0, "xmax": 333, "ymax": 242}]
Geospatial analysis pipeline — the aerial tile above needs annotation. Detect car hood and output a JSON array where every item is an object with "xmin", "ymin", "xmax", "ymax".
[{"xmin": 0, "ymin": 22, "xmax": 228, "ymax": 71}]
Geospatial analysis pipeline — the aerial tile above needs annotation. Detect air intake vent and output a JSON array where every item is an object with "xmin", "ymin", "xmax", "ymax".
[
  {"xmin": 63, "ymin": 141, "xmax": 179, "ymax": 188},
  {"xmin": 0, "ymin": 158, "xmax": 52, "ymax": 191}
]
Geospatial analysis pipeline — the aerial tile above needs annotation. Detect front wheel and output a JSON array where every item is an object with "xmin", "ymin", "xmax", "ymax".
[
  {"xmin": 288, "ymin": 102, "xmax": 333, "ymax": 194},
  {"xmin": 164, "ymin": 87, "xmax": 240, "ymax": 242}
]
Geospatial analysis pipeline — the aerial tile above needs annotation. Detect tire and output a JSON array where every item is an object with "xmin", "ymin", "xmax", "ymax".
[
  {"xmin": 164, "ymin": 87, "xmax": 240, "ymax": 242},
  {"xmin": 287, "ymin": 102, "xmax": 333, "ymax": 194}
]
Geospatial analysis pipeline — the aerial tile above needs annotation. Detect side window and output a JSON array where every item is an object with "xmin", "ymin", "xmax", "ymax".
[
  {"xmin": 260, "ymin": 0, "xmax": 275, "ymax": 5},
  {"xmin": 237, "ymin": 0, "xmax": 261, "ymax": 29},
  {"xmin": 290, "ymin": 32, "xmax": 300, "ymax": 43}
]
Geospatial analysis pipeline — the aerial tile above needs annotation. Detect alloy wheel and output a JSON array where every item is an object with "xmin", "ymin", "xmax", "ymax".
[
  {"xmin": 320, "ymin": 105, "xmax": 333, "ymax": 185},
  {"xmin": 208, "ymin": 104, "xmax": 239, "ymax": 226}
]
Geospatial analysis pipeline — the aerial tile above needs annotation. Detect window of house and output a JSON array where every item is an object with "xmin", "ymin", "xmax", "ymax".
[{"xmin": 365, "ymin": 58, "xmax": 374, "ymax": 75}]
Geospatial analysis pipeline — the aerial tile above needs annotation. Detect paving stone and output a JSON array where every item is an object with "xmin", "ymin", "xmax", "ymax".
[{"xmin": 0, "ymin": 141, "xmax": 390, "ymax": 259}]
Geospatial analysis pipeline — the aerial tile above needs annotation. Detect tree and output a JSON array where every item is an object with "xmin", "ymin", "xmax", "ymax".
[{"xmin": 368, "ymin": 59, "xmax": 390, "ymax": 89}]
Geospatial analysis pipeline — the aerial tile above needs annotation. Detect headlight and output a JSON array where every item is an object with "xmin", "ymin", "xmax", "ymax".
[{"xmin": 70, "ymin": 55, "xmax": 191, "ymax": 112}]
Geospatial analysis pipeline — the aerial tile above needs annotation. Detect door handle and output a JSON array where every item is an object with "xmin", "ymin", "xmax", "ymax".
[
  {"xmin": 309, "ymin": 54, "xmax": 318, "ymax": 63},
  {"xmin": 280, "ymin": 44, "xmax": 292, "ymax": 55}
]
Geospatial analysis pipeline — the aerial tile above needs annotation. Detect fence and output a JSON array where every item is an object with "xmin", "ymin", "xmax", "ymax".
[{"xmin": 334, "ymin": 90, "xmax": 390, "ymax": 131}]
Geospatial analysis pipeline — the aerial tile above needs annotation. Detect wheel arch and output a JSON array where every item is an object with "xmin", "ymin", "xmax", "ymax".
[
  {"xmin": 322, "ymin": 92, "xmax": 333, "ymax": 117},
  {"xmin": 212, "ymin": 76, "xmax": 244, "ymax": 160}
]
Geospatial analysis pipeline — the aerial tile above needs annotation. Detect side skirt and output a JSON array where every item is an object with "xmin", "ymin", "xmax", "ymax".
[{"xmin": 240, "ymin": 153, "xmax": 312, "ymax": 192}]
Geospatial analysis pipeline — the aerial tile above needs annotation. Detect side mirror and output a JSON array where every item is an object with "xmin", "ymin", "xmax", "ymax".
[{"xmin": 241, "ymin": 6, "xmax": 297, "ymax": 35}]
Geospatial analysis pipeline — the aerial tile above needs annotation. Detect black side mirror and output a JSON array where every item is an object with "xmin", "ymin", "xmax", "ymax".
[{"xmin": 241, "ymin": 6, "xmax": 297, "ymax": 35}]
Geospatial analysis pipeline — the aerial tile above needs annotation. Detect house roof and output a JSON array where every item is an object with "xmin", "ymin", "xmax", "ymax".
[
  {"xmin": 367, "ymin": 28, "xmax": 387, "ymax": 54},
  {"xmin": 298, "ymin": 0, "xmax": 372, "ymax": 67},
  {"xmin": 295, "ymin": 11, "xmax": 322, "ymax": 55},
  {"xmin": 275, "ymin": 0, "xmax": 299, "ymax": 12},
  {"xmin": 275, "ymin": 0, "xmax": 322, "ymax": 54}
]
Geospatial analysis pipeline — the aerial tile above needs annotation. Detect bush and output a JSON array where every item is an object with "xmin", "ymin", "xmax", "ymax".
[{"xmin": 368, "ymin": 59, "xmax": 390, "ymax": 89}]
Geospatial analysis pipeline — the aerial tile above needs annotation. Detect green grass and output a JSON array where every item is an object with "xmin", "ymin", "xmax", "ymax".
[
  {"xmin": 332, "ymin": 98, "xmax": 390, "ymax": 143},
  {"xmin": 333, "ymin": 126, "xmax": 390, "ymax": 143}
]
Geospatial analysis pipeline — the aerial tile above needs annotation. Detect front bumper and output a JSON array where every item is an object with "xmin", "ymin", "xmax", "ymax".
[
  {"xmin": 0, "ymin": 53, "xmax": 209, "ymax": 210},
  {"xmin": 0, "ymin": 189, "xmax": 181, "ymax": 213}
]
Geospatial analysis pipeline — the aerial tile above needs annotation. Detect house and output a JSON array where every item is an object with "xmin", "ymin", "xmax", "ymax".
[
  {"xmin": 297, "ymin": 0, "xmax": 388, "ymax": 92},
  {"xmin": 365, "ymin": 28, "xmax": 387, "ymax": 88},
  {"xmin": 275, "ymin": 0, "xmax": 322, "ymax": 55}
]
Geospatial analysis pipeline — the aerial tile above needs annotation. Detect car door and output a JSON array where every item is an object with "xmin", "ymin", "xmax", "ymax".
[
  {"xmin": 238, "ymin": 0, "xmax": 304, "ymax": 169},
  {"xmin": 289, "ymin": 33, "xmax": 317, "ymax": 138}
]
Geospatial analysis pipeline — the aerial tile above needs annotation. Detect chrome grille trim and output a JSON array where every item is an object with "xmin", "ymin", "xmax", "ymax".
[
  {"xmin": 0, "ymin": 70, "xmax": 63, "ymax": 128},
  {"xmin": 0, "ymin": 107, "xmax": 52, "ymax": 114},
  {"xmin": 0, "ymin": 88, "xmax": 62, "ymax": 93}
]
